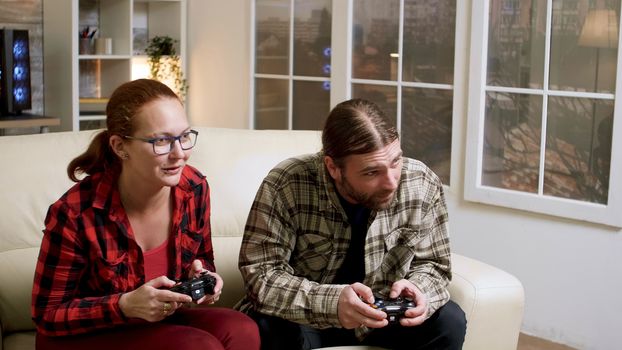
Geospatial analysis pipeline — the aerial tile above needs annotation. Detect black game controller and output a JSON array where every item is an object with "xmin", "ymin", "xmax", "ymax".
[
  {"xmin": 170, "ymin": 272, "xmax": 216, "ymax": 301},
  {"xmin": 368, "ymin": 296, "xmax": 416, "ymax": 323}
]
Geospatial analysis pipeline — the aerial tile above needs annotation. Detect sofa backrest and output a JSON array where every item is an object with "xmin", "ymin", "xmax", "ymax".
[
  {"xmin": 193, "ymin": 128, "xmax": 322, "ymax": 241},
  {"xmin": 0, "ymin": 130, "xmax": 96, "ymax": 333},
  {"xmin": 0, "ymin": 127, "xmax": 322, "ymax": 334}
]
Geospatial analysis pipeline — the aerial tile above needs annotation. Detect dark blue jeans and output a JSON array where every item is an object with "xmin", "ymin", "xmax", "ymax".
[{"xmin": 249, "ymin": 300, "xmax": 466, "ymax": 350}]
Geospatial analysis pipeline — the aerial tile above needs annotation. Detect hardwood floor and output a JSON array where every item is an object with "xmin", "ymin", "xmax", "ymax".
[{"xmin": 518, "ymin": 333, "xmax": 578, "ymax": 350}]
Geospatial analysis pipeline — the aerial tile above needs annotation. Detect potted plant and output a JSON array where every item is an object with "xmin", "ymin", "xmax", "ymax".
[{"xmin": 145, "ymin": 35, "xmax": 188, "ymax": 100}]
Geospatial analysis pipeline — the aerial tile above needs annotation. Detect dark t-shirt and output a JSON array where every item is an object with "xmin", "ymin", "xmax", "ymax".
[{"xmin": 333, "ymin": 194, "xmax": 370, "ymax": 284}]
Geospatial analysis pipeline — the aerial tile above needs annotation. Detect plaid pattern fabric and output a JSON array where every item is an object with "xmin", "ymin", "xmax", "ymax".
[
  {"xmin": 31, "ymin": 165, "xmax": 213, "ymax": 336},
  {"xmin": 238, "ymin": 152, "xmax": 451, "ymax": 336}
]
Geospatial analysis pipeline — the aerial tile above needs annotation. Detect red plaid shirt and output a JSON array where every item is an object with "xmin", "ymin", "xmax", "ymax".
[{"xmin": 31, "ymin": 165, "xmax": 214, "ymax": 336}]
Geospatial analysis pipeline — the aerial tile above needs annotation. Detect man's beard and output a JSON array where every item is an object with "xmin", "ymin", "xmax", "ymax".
[{"xmin": 339, "ymin": 175, "xmax": 396, "ymax": 211}]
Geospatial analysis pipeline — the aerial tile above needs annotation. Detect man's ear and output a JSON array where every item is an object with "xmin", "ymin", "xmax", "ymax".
[{"xmin": 324, "ymin": 156, "xmax": 341, "ymax": 182}]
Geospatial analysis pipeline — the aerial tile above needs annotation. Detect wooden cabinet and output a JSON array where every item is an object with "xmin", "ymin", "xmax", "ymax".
[{"xmin": 43, "ymin": 0, "xmax": 186, "ymax": 131}]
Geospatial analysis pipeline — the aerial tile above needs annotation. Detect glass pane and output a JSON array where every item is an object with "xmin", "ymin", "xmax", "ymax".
[
  {"xmin": 401, "ymin": 87, "xmax": 453, "ymax": 184},
  {"xmin": 351, "ymin": 83, "xmax": 398, "ymax": 126},
  {"xmin": 544, "ymin": 97, "xmax": 613, "ymax": 204},
  {"xmin": 352, "ymin": 0, "xmax": 400, "ymax": 80},
  {"xmin": 482, "ymin": 92, "xmax": 542, "ymax": 192},
  {"xmin": 255, "ymin": 78, "xmax": 288, "ymax": 130},
  {"xmin": 255, "ymin": 0, "xmax": 290, "ymax": 75},
  {"xmin": 293, "ymin": 0, "xmax": 332, "ymax": 77},
  {"xmin": 292, "ymin": 80, "xmax": 330, "ymax": 130},
  {"xmin": 487, "ymin": 0, "xmax": 546, "ymax": 88},
  {"xmin": 402, "ymin": 0, "xmax": 456, "ymax": 84},
  {"xmin": 550, "ymin": 2, "xmax": 620, "ymax": 93}
]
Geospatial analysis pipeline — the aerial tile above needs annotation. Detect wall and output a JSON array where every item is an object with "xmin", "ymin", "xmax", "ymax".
[
  {"xmin": 0, "ymin": 0, "xmax": 43, "ymax": 135},
  {"xmin": 186, "ymin": 1, "xmax": 622, "ymax": 349},
  {"xmin": 186, "ymin": 0, "xmax": 250, "ymax": 129}
]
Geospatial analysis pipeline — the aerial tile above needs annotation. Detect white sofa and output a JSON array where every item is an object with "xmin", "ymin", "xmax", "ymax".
[{"xmin": 0, "ymin": 127, "xmax": 525, "ymax": 350}]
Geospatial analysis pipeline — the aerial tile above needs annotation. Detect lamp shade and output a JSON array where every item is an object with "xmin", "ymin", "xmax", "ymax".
[{"xmin": 578, "ymin": 9, "xmax": 619, "ymax": 49}]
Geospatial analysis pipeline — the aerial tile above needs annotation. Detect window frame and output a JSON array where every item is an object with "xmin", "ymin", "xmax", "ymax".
[
  {"xmin": 345, "ymin": 0, "xmax": 462, "ymax": 186},
  {"xmin": 465, "ymin": 0, "xmax": 622, "ymax": 227},
  {"xmin": 249, "ymin": 0, "xmax": 333, "ymax": 130},
  {"xmin": 249, "ymin": 0, "xmax": 465, "ymax": 191}
]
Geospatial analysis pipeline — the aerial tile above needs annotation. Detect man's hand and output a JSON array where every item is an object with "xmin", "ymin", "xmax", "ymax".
[
  {"xmin": 337, "ymin": 283, "xmax": 388, "ymax": 329},
  {"xmin": 118, "ymin": 276, "xmax": 192, "ymax": 322},
  {"xmin": 389, "ymin": 279, "xmax": 428, "ymax": 327}
]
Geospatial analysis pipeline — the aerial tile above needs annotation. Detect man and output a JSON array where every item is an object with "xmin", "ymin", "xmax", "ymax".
[{"xmin": 237, "ymin": 99, "xmax": 466, "ymax": 349}]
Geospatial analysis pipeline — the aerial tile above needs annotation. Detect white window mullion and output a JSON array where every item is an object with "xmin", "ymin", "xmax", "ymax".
[
  {"xmin": 465, "ymin": 0, "xmax": 490, "ymax": 191},
  {"xmin": 330, "ymin": 0, "xmax": 350, "ymax": 107},
  {"xmin": 538, "ymin": 0, "xmax": 554, "ymax": 195},
  {"xmin": 249, "ymin": 0, "xmax": 257, "ymax": 128},
  {"xmin": 287, "ymin": 0, "xmax": 295, "ymax": 130},
  {"xmin": 450, "ymin": 0, "xmax": 470, "ymax": 191},
  {"xmin": 396, "ymin": 0, "xmax": 405, "ymax": 134}
]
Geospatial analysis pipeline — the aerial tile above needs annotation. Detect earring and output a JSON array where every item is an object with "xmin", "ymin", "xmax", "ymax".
[{"xmin": 120, "ymin": 152, "xmax": 129, "ymax": 160}]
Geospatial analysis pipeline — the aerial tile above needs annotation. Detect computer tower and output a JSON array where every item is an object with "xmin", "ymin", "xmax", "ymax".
[{"xmin": 0, "ymin": 29, "xmax": 32, "ymax": 115}]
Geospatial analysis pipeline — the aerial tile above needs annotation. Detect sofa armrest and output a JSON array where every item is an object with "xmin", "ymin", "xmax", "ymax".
[{"xmin": 449, "ymin": 253, "xmax": 524, "ymax": 350}]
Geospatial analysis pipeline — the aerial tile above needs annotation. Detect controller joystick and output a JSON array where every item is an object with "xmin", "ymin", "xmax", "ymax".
[
  {"xmin": 368, "ymin": 296, "xmax": 416, "ymax": 323},
  {"xmin": 170, "ymin": 272, "xmax": 216, "ymax": 301}
]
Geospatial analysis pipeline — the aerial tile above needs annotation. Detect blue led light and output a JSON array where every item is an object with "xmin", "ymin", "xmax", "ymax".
[
  {"xmin": 13, "ymin": 65, "xmax": 27, "ymax": 80},
  {"xmin": 322, "ymin": 81, "xmax": 331, "ymax": 91},
  {"xmin": 13, "ymin": 39, "xmax": 27, "ymax": 59},
  {"xmin": 14, "ymin": 86, "xmax": 27, "ymax": 103},
  {"xmin": 323, "ymin": 64, "xmax": 331, "ymax": 74},
  {"xmin": 323, "ymin": 47, "xmax": 331, "ymax": 57}
]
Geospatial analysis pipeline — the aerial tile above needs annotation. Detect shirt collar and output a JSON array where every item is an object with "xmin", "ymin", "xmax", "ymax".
[
  {"xmin": 316, "ymin": 152, "xmax": 347, "ymax": 216},
  {"xmin": 92, "ymin": 166, "xmax": 199, "ymax": 213}
]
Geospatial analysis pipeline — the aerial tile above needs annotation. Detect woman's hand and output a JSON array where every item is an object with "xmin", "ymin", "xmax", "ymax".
[
  {"xmin": 188, "ymin": 259, "xmax": 223, "ymax": 305},
  {"xmin": 118, "ymin": 276, "xmax": 192, "ymax": 322}
]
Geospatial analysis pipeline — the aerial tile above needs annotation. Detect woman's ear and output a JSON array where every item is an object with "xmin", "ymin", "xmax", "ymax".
[{"xmin": 109, "ymin": 134, "xmax": 129, "ymax": 160}]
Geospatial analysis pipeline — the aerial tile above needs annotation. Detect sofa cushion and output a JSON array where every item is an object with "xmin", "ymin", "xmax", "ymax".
[
  {"xmin": 0, "ymin": 248, "xmax": 39, "ymax": 333},
  {"xmin": 3, "ymin": 331, "xmax": 36, "ymax": 350}
]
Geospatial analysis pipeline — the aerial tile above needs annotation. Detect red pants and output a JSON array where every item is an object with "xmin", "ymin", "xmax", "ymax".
[{"xmin": 36, "ymin": 307, "xmax": 260, "ymax": 350}]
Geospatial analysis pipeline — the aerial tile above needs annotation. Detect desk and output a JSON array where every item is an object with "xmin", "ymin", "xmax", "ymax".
[{"xmin": 0, "ymin": 114, "xmax": 61, "ymax": 134}]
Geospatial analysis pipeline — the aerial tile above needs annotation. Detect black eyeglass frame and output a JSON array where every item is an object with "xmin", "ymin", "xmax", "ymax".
[{"xmin": 123, "ymin": 129, "xmax": 199, "ymax": 155}]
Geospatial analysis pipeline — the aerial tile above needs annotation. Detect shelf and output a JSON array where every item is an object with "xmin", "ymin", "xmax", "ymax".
[
  {"xmin": 80, "ymin": 97, "xmax": 107, "ymax": 117},
  {"xmin": 0, "ymin": 114, "xmax": 61, "ymax": 133},
  {"xmin": 79, "ymin": 55, "xmax": 132, "ymax": 60},
  {"xmin": 80, "ymin": 98, "xmax": 109, "ymax": 104},
  {"xmin": 79, "ymin": 115, "xmax": 106, "ymax": 121},
  {"xmin": 43, "ymin": 0, "xmax": 186, "ymax": 131}
]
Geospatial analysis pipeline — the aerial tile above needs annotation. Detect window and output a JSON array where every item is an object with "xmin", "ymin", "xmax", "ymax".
[
  {"xmin": 350, "ymin": 0, "xmax": 457, "ymax": 184},
  {"xmin": 251, "ymin": 0, "xmax": 458, "ymax": 185},
  {"xmin": 252, "ymin": 0, "xmax": 332, "ymax": 130},
  {"xmin": 465, "ymin": 0, "xmax": 622, "ymax": 226}
]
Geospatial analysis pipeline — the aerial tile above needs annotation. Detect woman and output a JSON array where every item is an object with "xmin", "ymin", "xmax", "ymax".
[{"xmin": 31, "ymin": 79, "xmax": 260, "ymax": 350}]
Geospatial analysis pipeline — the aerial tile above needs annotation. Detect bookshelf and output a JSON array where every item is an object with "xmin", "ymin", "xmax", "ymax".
[{"xmin": 43, "ymin": 0, "xmax": 187, "ymax": 131}]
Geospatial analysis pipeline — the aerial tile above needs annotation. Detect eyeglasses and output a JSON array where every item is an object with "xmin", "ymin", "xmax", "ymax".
[{"xmin": 123, "ymin": 129, "xmax": 199, "ymax": 155}]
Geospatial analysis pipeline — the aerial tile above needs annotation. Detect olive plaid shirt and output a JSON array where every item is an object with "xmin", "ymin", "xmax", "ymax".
[
  {"xmin": 31, "ymin": 165, "xmax": 214, "ymax": 336},
  {"xmin": 238, "ymin": 152, "xmax": 451, "ymax": 337}
]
